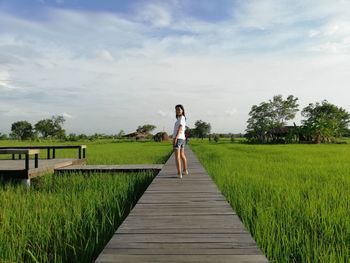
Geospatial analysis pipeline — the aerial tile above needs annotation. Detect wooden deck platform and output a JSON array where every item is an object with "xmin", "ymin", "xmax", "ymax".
[
  {"xmin": 0, "ymin": 158, "xmax": 86, "ymax": 179},
  {"xmin": 95, "ymin": 148, "xmax": 268, "ymax": 262},
  {"xmin": 55, "ymin": 164, "xmax": 163, "ymax": 173}
]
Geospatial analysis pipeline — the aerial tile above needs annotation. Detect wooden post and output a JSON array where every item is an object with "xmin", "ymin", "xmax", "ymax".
[
  {"xmin": 53, "ymin": 148, "xmax": 56, "ymax": 159},
  {"xmin": 19, "ymin": 154, "xmax": 22, "ymax": 160},
  {"xmin": 35, "ymin": 154, "xmax": 38, "ymax": 168},
  {"xmin": 12, "ymin": 154, "xmax": 15, "ymax": 160},
  {"xmin": 25, "ymin": 154, "xmax": 29, "ymax": 170},
  {"xmin": 79, "ymin": 148, "xmax": 81, "ymax": 159},
  {"xmin": 83, "ymin": 148, "xmax": 86, "ymax": 158},
  {"xmin": 47, "ymin": 148, "xmax": 50, "ymax": 159}
]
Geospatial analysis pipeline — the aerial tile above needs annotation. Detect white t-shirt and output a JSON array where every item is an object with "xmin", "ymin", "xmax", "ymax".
[{"xmin": 173, "ymin": 115, "xmax": 186, "ymax": 139}]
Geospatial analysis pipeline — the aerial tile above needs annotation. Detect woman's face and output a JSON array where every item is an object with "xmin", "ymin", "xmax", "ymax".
[{"xmin": 175, "ymin": 107, "xmax": 183, "ymax": 116}]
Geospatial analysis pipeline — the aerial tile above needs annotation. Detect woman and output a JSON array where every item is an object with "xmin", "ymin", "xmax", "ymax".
[{"xmin": 173, "ymin": 104, "xmax": 188, "ymax": 178}]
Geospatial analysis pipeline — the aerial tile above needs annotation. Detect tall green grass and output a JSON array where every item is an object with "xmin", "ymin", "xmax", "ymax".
[
  {"xmin": 190, "ymin": 139, "xmax": 350, "ymax": 263},
  {"xmin": 0, "ymin": 172, "xmax": 154, "ymax": 262},
  {"xmin": 0, "ymin": 140, "xmax": 172, "ymax": 262}
]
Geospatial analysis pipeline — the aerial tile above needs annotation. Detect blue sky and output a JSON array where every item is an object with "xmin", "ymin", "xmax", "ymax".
[
  {"xmin": 1, "ymin": 0, "xmax": 234, "ymax": 22},
  {"xmin": 1, "ymin": 0, "xmax": 350, "ymax": 134}
]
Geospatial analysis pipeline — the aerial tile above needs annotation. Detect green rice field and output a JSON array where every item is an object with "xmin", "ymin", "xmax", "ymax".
[
  {"xmin": 0, "ymin": 139, "xmax": 172, "ymax": 164},
  {"xmin": 0, "ymin": 140, "xmax": 172, "ymax": 262},
  {"xmin": 190, "ymin": 139, "xmax": 350, "ymax": 263},
  {"xmin": 1, "ymin": 138, "xmax": 349, "ymax": 262}
]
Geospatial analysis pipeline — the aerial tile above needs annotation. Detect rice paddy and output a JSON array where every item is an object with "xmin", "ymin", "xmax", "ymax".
[
  {"xmin": 1, "ymin": 138, "xmax": 349, "ymax": 262},
  {"xmin": 0, "ymin": 140, "xmax": 172, "ymax": 262},
  {"xmin": 190, "ymin": 139, "xmax": 350, "ymax": 263}
]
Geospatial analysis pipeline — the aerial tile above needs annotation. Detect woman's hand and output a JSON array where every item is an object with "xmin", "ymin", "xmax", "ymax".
[{"xmin": 173, "ymin": 138, "xmax": 177, "ymax": 146}]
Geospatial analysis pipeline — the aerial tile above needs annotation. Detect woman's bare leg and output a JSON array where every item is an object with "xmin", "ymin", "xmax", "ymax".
[
  {"xmin": 180, "ymin": 148, "xmax": 188, "ymax": 174},
  {"xmin": 174, "ymin": 148, "xmax": 182, "ymax": 176}
]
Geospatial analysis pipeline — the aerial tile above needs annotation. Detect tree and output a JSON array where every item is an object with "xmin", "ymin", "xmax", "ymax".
[
  {"xmin": 246, "ymin": 95, "xmax": 299, "ymax": 143},
  {"xmin": 35, "ymin": 115, "xmax": 66, "ymax": 139},
  {"xmin": 78, "ymin": 134, "xmax": 88, "ymax": 140},
  {"xmin": 269, "ymin": 95, "xmax": 299, "ymax": 128},
  {"xmin": 185, "ymin": 126, "xmax": 195, "ymax": 138},
  {"xmin": 116, "ymin": 130, "xmax": 125, "ymax": 138},
  {"xmin": 52, "ymin": 115, "xmax": 66, "ymax": 139},
  {"xmin": 246, "ymin": 102, "xmax": 274, "ymax": 143},
  {"xmin": 0, "ymin": 133, "xmax": 8, "ymax": 140},
  {"xmin": 66, "ymin": 133, "xmax": 79, "ymax": 141},
  {"xmin": 344, "ymin": 128, "xmax": 350, "ymax": 137},
  {"xmin": 10, "ymin": 121, "xmax": 33, "ymax": 140},
  {"xmin": 193, "ymin": 120, "xmax": 211, "ymax": 139},
  {"xmin": 35, "ymin": 119, "xmax": 52, "ymax": 138},
  {"xmin": 301, "ymin": 100, "xmax": 350, "ymax": 143},
  {"xmin": 136, "ymin": 124, "xmax": 156, "ymax": 134},
  {"xmin": 213, "ymin": 134, "xmax": 219, "ymax": 143}
]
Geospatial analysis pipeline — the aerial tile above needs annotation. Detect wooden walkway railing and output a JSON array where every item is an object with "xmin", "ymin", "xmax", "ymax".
[
  {"xmin": 0, "ymin": 145, "xmax": 86, "ymax": 160},
  {"xmin": 95, "ymin": 147, "xmax": 268, "ymax": 263}
]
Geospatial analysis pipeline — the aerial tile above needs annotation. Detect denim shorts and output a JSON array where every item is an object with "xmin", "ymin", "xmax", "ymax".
[{"xmin": 173, "ymin": 138, "xmax": 185, "ymax": 149}]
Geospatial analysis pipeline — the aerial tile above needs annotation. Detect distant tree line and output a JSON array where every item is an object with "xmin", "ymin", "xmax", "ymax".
[
  {"xmin": 246, "ymin": 95, "xmax": 350, "ymax": 144},
  {"xmin": 9, "ymin": 115, "xmax": 66, "ymax": 140},
  {"xmin": 0, "ymin": 118, "xmax": 216, "ymax": 142},
  {"xmin": 186, "ymin": 120, "xmax": 211, "ymax": 139},
  {"xmin": 4, "ymin": 102, "xmax": 346, "ymax": 144}
]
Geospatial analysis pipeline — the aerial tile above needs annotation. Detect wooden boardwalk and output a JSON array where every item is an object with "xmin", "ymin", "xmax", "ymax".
[
  {"xmin": 0, "ymin": 158, "xmax": 85, "ymax": 179},
  {"xmin": 55, "ymin": 164, "xmax": 163, "ymax": 173},
  {"xmin": 95, "ymin": 147, "xmax": 268, "ymax": 263},
  {"xmin": 0, "ymin": 159, "xmax": 160, "ymax": 179}
]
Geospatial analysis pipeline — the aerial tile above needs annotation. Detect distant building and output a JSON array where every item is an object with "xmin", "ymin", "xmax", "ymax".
[
  {"xmin": 268, "ymin": 124, "xmax": 301, "ymax": 143},
  {"xmin": 269, "ymin": 125, "xmax": 296, "ymax": 136},
  {"xmin": 123, "ymin": 132, "xmax": 152, "ymax": 141},
  {"xmin": 153, "ymin": 132, "xmax": 170, "ymax": 142}
]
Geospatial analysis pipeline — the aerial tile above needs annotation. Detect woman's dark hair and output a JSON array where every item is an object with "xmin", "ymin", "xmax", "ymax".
[{"xmin": 175, "ymin": 104, "xmax": 186, "ymax": 120}]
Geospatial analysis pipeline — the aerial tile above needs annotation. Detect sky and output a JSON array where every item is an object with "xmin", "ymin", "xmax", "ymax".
[{"xmin": 1, "ymin": 0, "xmax": 350, "ymax": 135}]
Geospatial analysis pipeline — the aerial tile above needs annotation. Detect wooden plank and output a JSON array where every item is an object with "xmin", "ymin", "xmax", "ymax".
[
  {"xmin": 132, "ymin": 203, "xmax": 233, "ymax": 209},
  {"xmin": 0, "ymin": 158, "xmax": 86, "ymax": 179},
  {"xmin": 0, "ymin": 149, "xmax": 40, "ymax": 155},
  {"xmin": 59, "ymin": 164, "xmax": 163, "ymax": 169},
  {"xmin": 119, "ymin": 216, "xmax": 244, "ymax": 229},
  {"xmin": 55, "ymin": 164, "xmax": 163, "ymax": 173},
  {"xmin": 101, "ymin": 242, "xmax": 259, "ymax": 249},
  {"xmin": 94, "ymin": 148, "xmax": 268, "ymax": 262},
  {"xmin": 100, "ymin": 248, "xmax": 264, "ymax": 255},
  {"xmin": 117, "ymin": 227, "xmax": 249, "ymax": 234},
  {"xmin": 0, "ymin": 145, "xmax": 86, "ymax": 149},
  {"xmin": 105, "ymin": 233, "xmax": 258, "ymax": 244},
  {"xmin": 48, "ymin": 145, "xmax": 87, "ymax": 149},
  {"xmin": 96, "ymin": 254, "xmax": 268, "ymax": 263}
]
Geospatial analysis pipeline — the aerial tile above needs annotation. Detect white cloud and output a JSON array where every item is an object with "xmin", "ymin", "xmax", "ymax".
[
  {"xmin": 307, "ymin": 20, "xmax": 350, "ymax": 53},
  {"xmin": 0, "ymin": 103, "xmax": 46, "ymax": 118},
  {"xmin": 135, "ymin": 3, "xmax": 172, "ymax": 27},
  {"xmin": 206, "ymin": 110, "xmax": 216, "ymax": 117},
  {"xmin": 1, "ymin": 2, "xmax": 350, "ymax": 134},
  {"xmin": 0, "ymin": 70, "xmax": 10, "ymax": 88},
  {"xmin": 225, "ymin": 109, "xmax": 238, "ymax": 116},
  {"xmin": 62, "ymin": 112, "xmax": 73, "ymax": 119},
  {"xmin": 157, "ymin": 110, "xmax": 173, "ymax": 118},
  {"xmin": 157, "ymin": 110, "xmax": 167, "ymax": 117},
  {"xmin": 309, "ymin": 30, "xmax": 320, "ymax": 38},
  {"xmin": 95, "ymin": 50, "xmax": 114, "ymax": 62}
]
